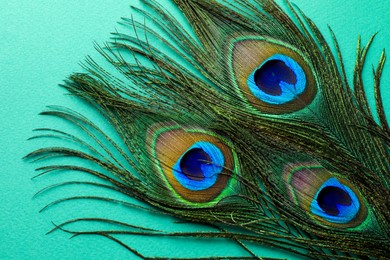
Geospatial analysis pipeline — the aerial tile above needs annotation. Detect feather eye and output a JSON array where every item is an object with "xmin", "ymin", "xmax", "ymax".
[
  {"xmin": 229, "ymin": 37, "xmax": 317, "ymax": 114},
  {"xmin": 148, "ymin": 123, "xmax": 237, "ymax": 203},
  {"xmin": 284, "ymin": 163, "xmax": 368, "ymax": 228}
]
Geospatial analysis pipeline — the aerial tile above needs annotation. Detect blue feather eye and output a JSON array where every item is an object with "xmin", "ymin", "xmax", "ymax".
[
  {"xmin": 310, "ymin": 178, "xmax": 360, "ymax": 224},
  {"xmin": 173, "ymin": 142, "xmax": 224, "ymax": 191},
  {"xmin": 247, "ymin": 54, "xmax": 306, "ymax": 104},
  {"xmin": 148, "ymin": 123, "xmax": 237, "ymax": 203},
  {"xmin": 284, "ymin": 163, "xmax": 368, "ymax": 228},
  {"xmin": 230, "ymin": 38, "xmax": 317, "ymax": 114}
]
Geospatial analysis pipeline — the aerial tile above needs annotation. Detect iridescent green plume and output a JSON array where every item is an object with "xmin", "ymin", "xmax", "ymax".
[{"xmin": 27, "ymin": 0, "xmax": 389, "ymax": 258}]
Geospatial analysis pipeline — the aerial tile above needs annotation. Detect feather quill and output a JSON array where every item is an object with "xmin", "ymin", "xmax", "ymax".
[{"xmin": 27, "ymin": 0, "xmax": 389, "ymax": 258}]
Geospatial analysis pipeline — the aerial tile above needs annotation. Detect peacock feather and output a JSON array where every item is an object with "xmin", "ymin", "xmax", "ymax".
[{"xmin": 27, "ymin": 0, "xmax": 389, "ymax": 258}]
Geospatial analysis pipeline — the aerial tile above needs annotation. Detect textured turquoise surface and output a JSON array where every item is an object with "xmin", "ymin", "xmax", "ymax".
[{"xmin": 0, "ymin": 0, "xmax": 388, "ymax": 259}]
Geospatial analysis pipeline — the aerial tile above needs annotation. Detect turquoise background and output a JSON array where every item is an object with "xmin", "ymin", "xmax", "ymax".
[{"xmin": 0, "ymin": 0, "xmax": 388, "ymax": 259}]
